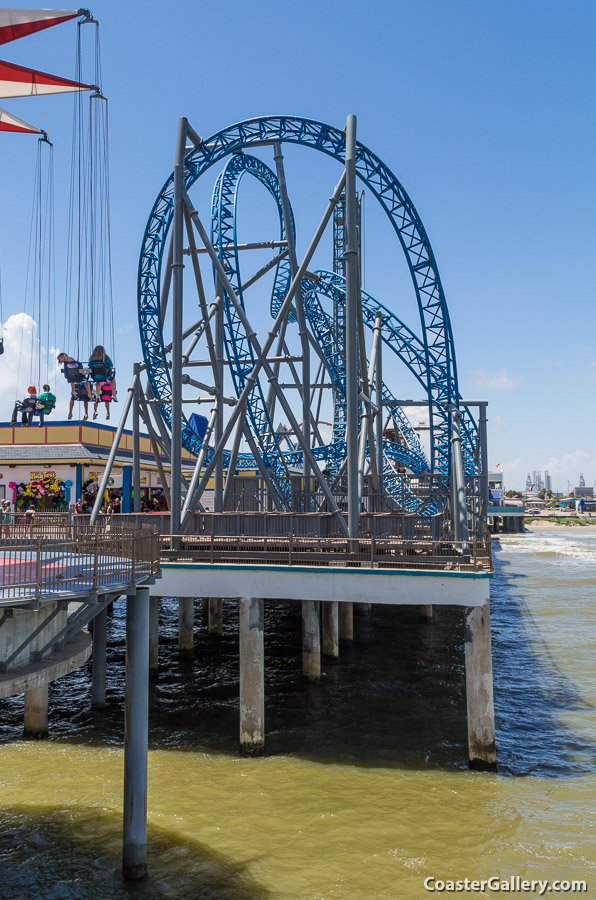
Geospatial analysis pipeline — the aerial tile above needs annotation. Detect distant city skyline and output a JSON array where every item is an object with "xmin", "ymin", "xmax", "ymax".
[{"xmin": 518, "ymin": 468, "xmax": 593, "ymax": 495}]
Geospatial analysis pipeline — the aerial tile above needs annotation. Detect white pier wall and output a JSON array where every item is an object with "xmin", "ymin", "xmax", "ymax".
[{"xmin": 152, "ymin": 563, "xmax": 491, "ymax": 608}]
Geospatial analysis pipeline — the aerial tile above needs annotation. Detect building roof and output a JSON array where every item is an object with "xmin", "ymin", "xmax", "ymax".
[{"xmin": 0, "ymin": 443, "xmax": 161, "ymax": 466}]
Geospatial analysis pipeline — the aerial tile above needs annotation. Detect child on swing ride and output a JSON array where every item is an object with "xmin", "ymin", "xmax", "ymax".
[
  {"xmin": 93, "ymin": 381, "xmax": 113, "ymax": 420},
  {"xmin": 88, "ymin": 345, "xmax": 117, "ymax": 401},
  {"xmin": 68, "ymin": 381, "xmax": 91, "ymax": 420},
  {"xmin": 10, "ymin": 385, "xmax": 38, "ymax": 426}
]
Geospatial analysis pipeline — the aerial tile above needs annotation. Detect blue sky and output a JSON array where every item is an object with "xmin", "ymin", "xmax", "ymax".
[{"xmin": 0, "ymin": 0, "xmax": 594, "ymax": 493}]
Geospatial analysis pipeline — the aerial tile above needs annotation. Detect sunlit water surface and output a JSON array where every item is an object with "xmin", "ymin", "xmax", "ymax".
[{"xmin": 0, "ymin": 529, "xmax": 594, "ymax": 898}]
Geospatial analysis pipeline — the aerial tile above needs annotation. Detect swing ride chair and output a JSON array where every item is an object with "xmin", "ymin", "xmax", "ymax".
[{"xmin": 91, "ymin": 111, "xmax": 495, "ymax": 569}]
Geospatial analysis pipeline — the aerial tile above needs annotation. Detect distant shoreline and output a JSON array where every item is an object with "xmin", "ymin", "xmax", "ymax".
[{"xmin": 524, "ymin": 518, "xmax": 596, "ymax": 529}]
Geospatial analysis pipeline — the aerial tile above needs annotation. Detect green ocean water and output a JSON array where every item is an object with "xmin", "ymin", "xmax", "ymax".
[{"xmin": 0, "ymin": 529, "xmax": 594, "ymax": 898}]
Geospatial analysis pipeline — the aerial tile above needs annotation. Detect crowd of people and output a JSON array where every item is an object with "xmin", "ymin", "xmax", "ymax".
[{"xmin": 10, "ymin": 345, "xmax": 117, "ymax": 426}]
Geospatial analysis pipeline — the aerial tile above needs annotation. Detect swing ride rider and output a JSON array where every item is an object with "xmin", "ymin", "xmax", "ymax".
[
  {"xmin": 93, "ymin": 380, "xmax": 113, "ymax": 420},
  {"xmin": 68, "ymin": 381, "xmax": 91, "ymax": 420},
  {"xmin": 57, "ymin": 352, "xmax": 92, "ymax": 400},
  {"xmin": 88, "ymin": 345, "xmax": 117, "ymax": 401},
  {"xmin": 10, "ymin": 385, "xmax": 38, "ymax": 426},
  {"xmin": 31, "ymin": 384, "xmax": 56, "ymax": 427}
]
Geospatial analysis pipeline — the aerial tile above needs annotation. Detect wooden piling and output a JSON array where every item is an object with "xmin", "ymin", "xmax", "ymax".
[
  {"xmin": 24, "ymin": 683, "xmax": 48, "ymax": 737},
  {"xmin": 178, "ymin": 597, "xmax": 194, "ymax": 651},
  {"xmin": 208, "ymin": 598, "xmax": 223, "ymax": 634},
  {"xmin": 302, "ymin": 600, "xmax": 321, "ymax": 679},
  {"xmin": 339, "ymin": 602, "xmax": 354, "ymax": 640},
  {"xmin": 322, "ymin": 601, "xmax": 339, "ymax": 658},
  {"xmin": 239, "ymin": 597, "xmax": 264, "ymax": 755},
  {"xmin": 464, "ymin": 603, "xmax": 497, "ymax": 770}
]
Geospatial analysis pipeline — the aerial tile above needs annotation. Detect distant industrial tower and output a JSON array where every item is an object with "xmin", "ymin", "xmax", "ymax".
[
  {"xmin": 526, "ymin": 473, "xmax": 532, "ymax": 492},
  {"xmin": 574, "ymin": 473, "xmax": 593, "ymax": 499},
  {"xmin": 544, "ymin": 470, "xmax": 552, "ymax": 492}
]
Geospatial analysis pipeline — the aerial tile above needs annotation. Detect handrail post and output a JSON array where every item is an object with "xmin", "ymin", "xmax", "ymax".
[
  {"xmin": 93, "ymin": 532, "xmax": 99, "ymax": 591},
  {"xmin": 35, "ymin": 537, "xmax": 42, "ymax": 600}
]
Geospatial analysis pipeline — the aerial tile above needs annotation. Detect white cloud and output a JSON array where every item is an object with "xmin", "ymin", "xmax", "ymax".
[
  {"xmin": 473, "ymin": 367, "xmax": 522, "ymax": 391},
  {"xmin": 0, "ymin": 314, "xmax": 70, "ymax": 421}
]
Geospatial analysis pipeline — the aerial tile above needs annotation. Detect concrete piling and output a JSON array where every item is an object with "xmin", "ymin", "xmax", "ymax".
[
  {"xmin": 208, "ymin": 598, "xmax": 223, "ymax": 634},
  {"xmin": 339, "ymin": 602, "xmax": 354, "ymax": 640},
  {"xmin": 464, "ymin": 603, "xmax": 497, "ymax": 771},
  {"xmin": 302, "ymin": 600, "xmax": 321, "ymax": 679},
  {"xmin": 239, "ymin": 597, "xmax": 264, "ymax": 755},
  {"xmin": 419, "ymin": 605, "xmax": 433, "ymax": 622},
  {"xmin": 178, "ymin": 597, "xmax": 194, "ymax": 651},
  {"xmin": 24, "ymin": 683, "xmax": 49, "ymax": 737},
  {"xmin": 123, "ymin": 587, "xmax": 150, "ymax": 881},
  {"xmin": 91, "ymin": 606, "xmax": 108, "ymax": 707},
  {"xmin": 149, "ymin": 597, "xmax": 160, "ymax": 670},
  {"xmin": 322, "ymin": 601, "xmax": 339, "ymax": 658}
]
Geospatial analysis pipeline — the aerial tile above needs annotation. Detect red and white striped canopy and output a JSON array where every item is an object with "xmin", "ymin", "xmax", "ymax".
[
  {"xmin": 0, "ymin": 106, "xmax": 42, "ymax": 133},
  {"xmin": 0, "ymin": 59, "xmax": 91, "ymax": 98},
  {"xmin": 0, "ymin": 8, "xmax": 78, "ymax": 45}
]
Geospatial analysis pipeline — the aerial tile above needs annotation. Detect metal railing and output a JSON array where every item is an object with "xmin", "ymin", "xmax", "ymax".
[
  {"xmin": 84, "ymin": 510, "xmax": 447, "ymax": 541},
  {"xmin": 0, "ymin": 522, "xmax": 160, "ymax": 603},
  {"xmin": 160, "ymin": 532, "xmax": 493, "ymax": 573}
]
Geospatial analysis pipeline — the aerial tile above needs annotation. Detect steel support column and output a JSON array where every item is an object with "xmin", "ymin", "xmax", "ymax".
[
  {"xmin": 170, "ymin": 116, "xmax": 188, "ymax": 537},
  {"xmin": 133, "ymin": 363, "xmax": 141, "ymax": 514},
  {"xmin": 91, "ymin": 606, "xmax": 107, "ymax": 708},
  {"xmin": 344, "ymin": 114, "xmax": 360, "ymax": 544},
  {"xmin": 451, "ymin": 409, "xmax": 469, "ymax": 543},
  {"xmin": 122, "ymin": 586, "xmax": 149, "ymax": 881}
]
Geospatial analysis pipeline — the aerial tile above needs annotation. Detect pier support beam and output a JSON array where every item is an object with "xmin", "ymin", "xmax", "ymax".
[
  {"xmin": 123, "ymin": 587, "xmax": 149, "ymax": 881},
  {"xmin": 91, "ymin": 606, "xmax": 107, "ymax": 708},
  {"xmin": 322, "ymin": 601, "xmax": 339, "ymax": 658},
  {"xmin": 339, "ymin": 602, "xmax": 354, "ymax": 640},
  {"xmin": 239, "ymin": 597, "xmax": 264, "ymax": 756},
  {"xmin": 149, "ymin": 597, "xmax": 160, "ymax": 670},
  {"xmin": 464, "ymin": 603, "xmax": 497, "ymax": 771},
  {"xmin": 420, "ymin": 605, "xmax": 433, "ymax": 623},
  {"xmin": 302, "ymin": 600, "xmax": 321, "ymax": 679},
  {"xmin": 24, "ymin": 683, "xmax": 48, "ymax": 737},
  {"xmin": 178, "ymin": 597, "xmax": 194, "ymax": 652},
  {"xmin": 209, "ymin": 598, "xmax": 223, "ymax": 635}
]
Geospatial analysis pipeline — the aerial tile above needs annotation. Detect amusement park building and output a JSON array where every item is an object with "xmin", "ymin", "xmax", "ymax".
[{"xmin": 0, "ymin": 420, "xmax": 195, "ymax": 505}]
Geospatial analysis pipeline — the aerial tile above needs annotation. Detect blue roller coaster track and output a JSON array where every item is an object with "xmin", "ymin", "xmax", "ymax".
[{"xmin": 137, "ymin": 115, "xmax": 478, "ymax": 513}]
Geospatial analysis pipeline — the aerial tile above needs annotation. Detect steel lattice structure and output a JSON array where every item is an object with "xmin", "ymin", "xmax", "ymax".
[{"xmin": 137, "ymin": 115, "xmax": 480, "ymax": 528}]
